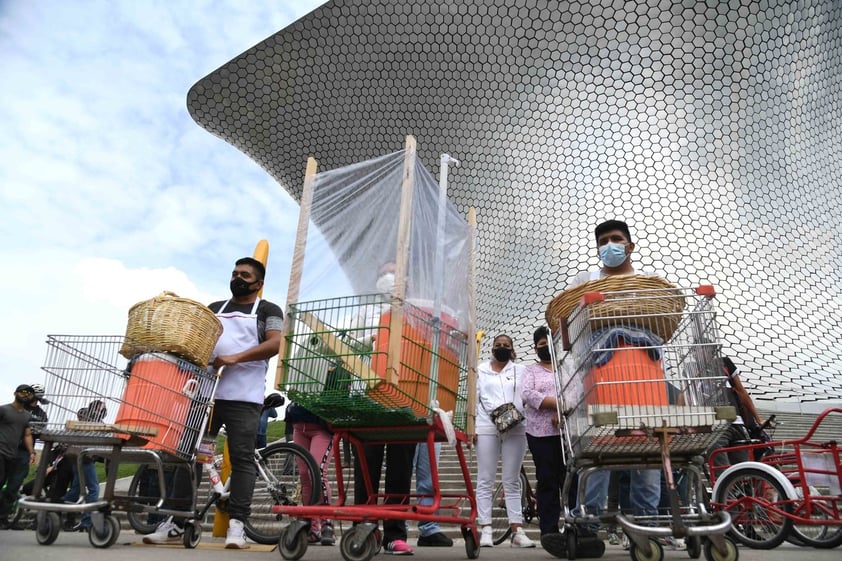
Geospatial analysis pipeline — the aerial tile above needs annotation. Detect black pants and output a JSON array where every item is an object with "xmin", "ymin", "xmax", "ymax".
[
  {"xmin": 353, "ymin": 442, "xmax": 414, "ymax": 544},
  {"xmin": 526, "ymin": 433, "xmax": 567, "ymax": 535},
  {"xmin": 168, "ymin": 399, "xmax": 261, "ymax": 522}
]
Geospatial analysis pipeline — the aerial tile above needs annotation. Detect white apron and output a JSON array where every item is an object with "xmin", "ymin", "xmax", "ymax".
[{"xmin": 211, "ymin": 298, "xmax": 266, "ymax": 405}]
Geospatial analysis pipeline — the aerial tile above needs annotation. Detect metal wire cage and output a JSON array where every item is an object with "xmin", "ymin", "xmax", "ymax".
[
  {"xmin": 38, "ymin": 334, "xmax": 217, "ymax": 460},
  {"xmin": 559, "ymin": 286, "xmax": 735, "ymax": 458},
  {"xmin": 281, "ymin": 294, "xmax": 470, "ymax": 429}
]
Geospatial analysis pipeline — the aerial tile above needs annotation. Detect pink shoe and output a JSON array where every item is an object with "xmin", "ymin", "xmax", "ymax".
[{"xmin": 384, "ymin": 539, "xmax": 414, "ymax": 555}]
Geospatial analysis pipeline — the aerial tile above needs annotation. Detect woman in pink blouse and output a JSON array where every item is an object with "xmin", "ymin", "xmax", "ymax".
[{"xmin": 520, "ymin": 326, "xmax": 569, "ymax": 542}]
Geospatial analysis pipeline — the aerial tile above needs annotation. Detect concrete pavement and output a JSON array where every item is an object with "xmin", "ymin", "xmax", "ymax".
[{"xmin": 1, "ymin": 527, "xmax": 839, "ymax": 561}]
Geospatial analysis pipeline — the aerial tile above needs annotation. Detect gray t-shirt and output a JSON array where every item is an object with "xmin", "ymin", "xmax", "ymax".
[{"xmin": 0, "ymin": 403, "xmax": 31, "ymax": 459}]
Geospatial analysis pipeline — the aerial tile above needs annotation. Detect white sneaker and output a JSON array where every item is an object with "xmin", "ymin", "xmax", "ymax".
[
  {"xmin": 225, "ymin": 518, "xmax": 248, "ymax": 549},
  {"xmin": 480, "ymin": 526, "xmax": 493, "ymax": 547},
  {"xmin": 672, "ymin": 537, "xmax": 686, "ymax": 550},
  {"xmin": 142, "ymin": 519, "xmax": 184, "ymax": 544},
  {"xmin": 511, "ymin": 528, "xmax": 536, "ymax": 548}
]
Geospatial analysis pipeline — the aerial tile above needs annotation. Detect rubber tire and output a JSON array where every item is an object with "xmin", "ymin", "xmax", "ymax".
[
  {"xmin": 183, "ymin": 521, "xmax": 202, "ymax": 549},
  {"xmin": 35, "ymin": 511, "xmax": 61, "ymax": 545},
  {"xmin": 787, "ymin": 488, "xmax": 842, "ymax": 549},
  {"xmin": 630, "ymin": 538, "xmax": 664, "ymax": 561},
  {"xmin": 713, "ymin": 467, "xmax": 792, "ymax": 549},
  {"xmin": 339, "ymin": 526, "xmax": 378, "ymax": 561},
  {"xmin": 687, "ymin": 535, "xmax": 702, "ymax": 559},
  {"xmin": 244, "ymin": 442, "xmax": 321, "ymax": 545},
  {"xmin": 126, "ymin": 463, "xmax": 176, "ymax": 535},
  {"xmin": 704, "ymin": 538, "xmax": 739, "ymax": 561},
  {"xmin": 462, "ymin": 526, "xmax": 480, "ymax": 559},
  {"xmin": 88, "ymin": 515, "xmax": 121, "ymax": 548},
  {"xmin": 491, "ymin": 480, "xmax": 513, "ymax": 545},
  {"xmin": 278, "ymin": 525, "xmax": 309, "ymax": 561}
]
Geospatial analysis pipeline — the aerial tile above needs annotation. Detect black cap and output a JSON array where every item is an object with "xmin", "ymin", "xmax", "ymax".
[
  {"xmin": 15, "ymin": 384, "xmax": 35, "ymax": 394},
  {"xmin": 594, "ymin": 220, "xmax": 632, "ymax": 244}
]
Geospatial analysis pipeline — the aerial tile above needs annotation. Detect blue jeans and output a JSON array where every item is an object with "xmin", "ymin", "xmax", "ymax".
[
  {"xmin": 582, "ymin": 468, "xmax": 660, "ymax": 529},
  {"xmin": 414, "ymin": 442, "xmax": 442, "ymax": 537},
  {"xmin": 63, "ymin": 460, "xmax": 99, "ymax": 527}
]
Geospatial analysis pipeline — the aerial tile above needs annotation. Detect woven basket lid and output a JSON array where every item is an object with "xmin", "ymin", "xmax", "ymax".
[{"xmin": 545, "ymin": 274, "xmax": 677, "ymax": 332}]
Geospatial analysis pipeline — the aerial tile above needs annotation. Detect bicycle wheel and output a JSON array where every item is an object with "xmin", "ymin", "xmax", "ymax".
[
  {"xmin": 712, "ymin": 467, "xmax": 792, "ymax": 549},
  {"xmin": 126, "ymin": 463, "xmax": 179, "ymax": 534},
  {"xmin": 788, "ymin": 486, "xmax": 842, "ymax": 549},
  {"xmin": 491, "ymin": 480, "xmax": 513, "ymax": 545},
  {"xmin": 520, "ymin": 470, "xmax": 536, "ymax": 525},
  {"xmin": 244, "ymin": 442, "xmax": 321, "ymax": 545}
]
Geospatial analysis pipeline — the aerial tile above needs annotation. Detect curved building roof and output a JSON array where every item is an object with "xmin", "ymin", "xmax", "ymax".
[{"xmin": 188, "ymin": 0, "xmax": 842, "ymax": 401}]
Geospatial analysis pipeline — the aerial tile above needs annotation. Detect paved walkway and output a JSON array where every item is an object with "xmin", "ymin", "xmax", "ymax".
[{"xmin": 3, "ymin": 528, "xmax": 840, "ymax": 561}]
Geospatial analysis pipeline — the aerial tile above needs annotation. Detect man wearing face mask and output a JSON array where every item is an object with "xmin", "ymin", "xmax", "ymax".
[
  {"xmin": 542, "ymin": 220, "xmax": 662, "ymax": 559},
  {"xmin": 144, "ymin": 257, "xmax": 283, "ymax": 548},
  {"xmin": 0, "ymin": 385, "xmax": 37, "ymax": 528}
]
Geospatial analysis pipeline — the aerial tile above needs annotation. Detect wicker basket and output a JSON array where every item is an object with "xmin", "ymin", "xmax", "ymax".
[
  {"xmin": 546, "ymin": 275, "xmax": 684, "ymax": 342},
  {"xmin": 119, "ymin": 291, "xmax": 223, "ymax": 368}
]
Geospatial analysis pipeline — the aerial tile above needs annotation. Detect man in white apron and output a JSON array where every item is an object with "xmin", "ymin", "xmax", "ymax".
[{"xmin": 143, "ymin": 257, "xmax": 283, "ymax": 548}]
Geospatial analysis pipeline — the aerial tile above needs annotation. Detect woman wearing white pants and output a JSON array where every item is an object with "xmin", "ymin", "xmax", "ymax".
[{"xmin": 475, "ymin": 334, "xmax": 535, "ymax": 548}]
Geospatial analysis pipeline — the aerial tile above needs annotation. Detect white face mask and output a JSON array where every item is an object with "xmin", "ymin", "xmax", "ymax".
[{"xmin": 375, "ymin": 272, "xmax": 395, "ymax": 294}]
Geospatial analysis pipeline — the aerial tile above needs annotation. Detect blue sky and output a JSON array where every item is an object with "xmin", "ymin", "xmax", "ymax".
[{"xmin": 0, "ymin": 0, "xmax": 323, "ymax": 399}]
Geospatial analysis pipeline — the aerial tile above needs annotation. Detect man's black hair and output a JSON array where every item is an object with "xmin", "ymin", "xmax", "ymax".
[
  {"xmin": 236, "ymin": 257, "xmax": 266, "ymax": 280},
  {"xmin": 594, "ymin": 219, "xmax": 632, "ymax": 244},
  {"xmin": 533, "ymin": 326, "xmax": 549, "ymax": 346}
]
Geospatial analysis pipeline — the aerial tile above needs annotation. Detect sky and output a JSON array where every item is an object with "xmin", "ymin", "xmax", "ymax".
[{"xmin": 0, "ymin": 0, "xmax": 324, "ymax": 401}]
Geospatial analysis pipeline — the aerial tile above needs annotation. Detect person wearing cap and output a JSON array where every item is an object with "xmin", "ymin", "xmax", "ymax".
[
  {"xmin": 543, "ymin": 220, "xmax": 664, "ymax": 559},
  {"xmin": 0, "ymin": 385, "xmax": 37, "ymax": 528}
]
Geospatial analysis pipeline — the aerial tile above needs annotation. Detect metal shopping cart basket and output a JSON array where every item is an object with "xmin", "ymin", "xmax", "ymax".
[
  {"xmin": 19, "ymin": 334, "xmax": 217, "ymax": 548},
  {"xmin": 557, "ymin": 285, "xmax": 739, "ymax": 561},
  {"xmin": 275, "ymin": 294, "xmax": 479, "ymax": 561}
]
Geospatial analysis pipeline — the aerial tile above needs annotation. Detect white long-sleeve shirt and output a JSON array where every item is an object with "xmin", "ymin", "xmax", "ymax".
[{"xmin": 475, "ymin": 359, "xmax": 527, "ymax": 436}]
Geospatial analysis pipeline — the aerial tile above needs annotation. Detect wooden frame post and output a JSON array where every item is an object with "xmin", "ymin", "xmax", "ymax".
[
  {"xmin": 466, "ymin": 207, "xmax": 478, "ymax": 437},
  {"xmin": 275, "ymin": 156, "xmax": 318, "ymax": 391},
  {"xmin": 385, "ymin": 135, "xmax": 417, "ymax": 386}
]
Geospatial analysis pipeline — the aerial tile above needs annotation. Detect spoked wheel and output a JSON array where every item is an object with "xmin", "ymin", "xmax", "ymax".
[
  {"xmin": 278, "ymin": 525, "xmax": 309, "ymax": 561},
  {"xmin": 462, "ymin": 525, "xmax": 480, "ymax": 559},
  {"xmin": 703, "ymin": 537, "xmax": 739, "ymax": 561},
  {"xmin": 630, "ymin": 538, "xmax": 664, "ymax": 561},
  {"xmin": 491, "ymin": 480, "xmax": 512, "ymax": 545},
  {"xmin": 713, "ymin": 468, "xmax": 792, "ymax": 549},
  {"xmin": 35, "ymin": 511, "xmax": 61, "ymax": 545},
  {"xmin": 339, "ymin": 525, "xmax": 379, "ymax": 561},
  {"xmin": 88, "ymin": 515, "xmax": 121, "ymax": 548},
  {"xmin": 247, "ymin": 442, "xmax": 321, "ymax": 545},
  {"xmin": 183, "ymin": 520, "xmax": 202, "ymax": 549},
  {"xmin": 787, "ymin": 486, "xmax": 842, "ymax": 548},
  {"xmin": 126, "ymin": 463, "xmax": 181, "ymax": 534},
  {"xmin": 686, "ymin": 535, "xmax": 702, "ymax": 559}
]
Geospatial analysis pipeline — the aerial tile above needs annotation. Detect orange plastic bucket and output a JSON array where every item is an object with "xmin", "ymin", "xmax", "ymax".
[
  {"xmin": 584, "ymin": 342, "xmax": 668, "ymax": 406},
  {"xmin": 370, "ymin": 309, "xmax": 460, "ymax": 417},
  {"xmin": 115, "ymin": 353, "xmax": 200, "ymax": 453}
]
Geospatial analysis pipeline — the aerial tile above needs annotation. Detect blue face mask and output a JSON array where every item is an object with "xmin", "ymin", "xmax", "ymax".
[{"xmin": 599, "ymin": 242, "xmax": 627, "ymax": 267}]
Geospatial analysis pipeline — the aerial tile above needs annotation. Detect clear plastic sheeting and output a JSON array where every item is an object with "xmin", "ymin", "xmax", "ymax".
[{"xmin": 297, "ymin": 149, "xmax": 471, "ymax": 332}]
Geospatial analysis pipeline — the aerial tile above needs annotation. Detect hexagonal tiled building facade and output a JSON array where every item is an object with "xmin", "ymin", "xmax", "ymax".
[{"xmin": 188, "ymin": 0, "xmax": 842, "ymax": 403}]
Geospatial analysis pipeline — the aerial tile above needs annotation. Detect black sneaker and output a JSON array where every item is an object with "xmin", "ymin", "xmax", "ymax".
[
  {"xmin": 541, "ymin": 533, "xmax": 567, "ymax": 558},
  {"xmin": 417, "ymin": 532, "xmax": 453, "ymax": 547},
  {"xmin": 320, "ymin": 524, "xmax": 336, "ymax": 546}
]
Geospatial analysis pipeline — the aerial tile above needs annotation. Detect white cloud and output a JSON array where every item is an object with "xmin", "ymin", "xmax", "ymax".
[{"xmin": 0, "ymin": 0, "xmax": 324, "ymax": 399}]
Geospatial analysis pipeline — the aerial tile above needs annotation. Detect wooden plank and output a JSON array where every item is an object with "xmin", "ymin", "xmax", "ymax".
[
  {"xmin": 297, "ymin": 311, "xmax": 379, "ymax": 389},
  {"xmin": 66, "ymin": 421, "xmax": 159, "ymax": 436},
  {"xmin": 466, "ymin": 207, "xmax": 478, "ymax": 437},
  {"xmin": 386, "ymin": 135, "xmax": 417, "ymax": 386},
  {"xmin": 276, "ymin": 156, "xmax": 318, "ymax": 391}
]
